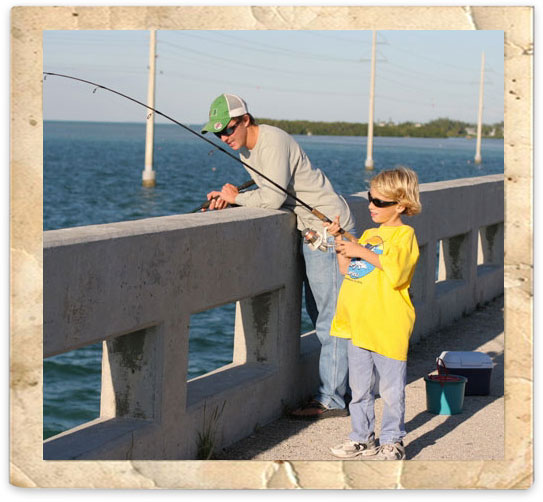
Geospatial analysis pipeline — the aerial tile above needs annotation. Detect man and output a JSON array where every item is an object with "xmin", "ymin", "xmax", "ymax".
[{"xmin": 201, "ymin": 93, "xmax": 355, "ymax": 419}]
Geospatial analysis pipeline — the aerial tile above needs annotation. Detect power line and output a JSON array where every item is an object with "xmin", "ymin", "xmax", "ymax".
[
  {"xmin": 381, "ymin": 62, "xmax": 494, "ymax": 86},
  {"xmin": 301, "ymin": 31, "xmax": 373, "ymax": 45},
  {"xmin": 179, "ymin": 31, "xmax": 370, "ymax": 63},
  {"xmin": 44, "ymin": 64, "xmax": 147, "ymax": 75},
  {"xmin": 374, "ymin": 72, "xmax": 492, "ymax": 101},
  {"xmin": 159, "ymin": 33, "xmax": 498, "ymax": 102},
  {"xmin": 158, "ymin": 40, "xmax": 369, "ymax": 80},
  {"xmin": 154, "ymin": 67, "xmax": 492, "ymax": 114},
  {"xmin": 379, "ymin": 32, "xmax": 492, "ymax": 73},
  {"xmin": 155, "ymin": 46, "xmax": 499, "ymax": 111},
  {"xmin": 155, "ymin": 68, "xmax": 369, "ymax": 98}
]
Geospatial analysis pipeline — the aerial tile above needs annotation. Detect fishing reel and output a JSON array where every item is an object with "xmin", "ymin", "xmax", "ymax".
[{"xmin": 302, "ymin": 227, "xmax": 333, "ymax": 252}]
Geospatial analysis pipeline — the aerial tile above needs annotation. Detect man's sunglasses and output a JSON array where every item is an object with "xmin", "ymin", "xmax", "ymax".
[
  {"xmin": 214, "ymin": 119, "xmax": 241, "ymax": 138},
  {"xmin": 368, "ymin": 191, "xmax": 398, "ymax": 208}
]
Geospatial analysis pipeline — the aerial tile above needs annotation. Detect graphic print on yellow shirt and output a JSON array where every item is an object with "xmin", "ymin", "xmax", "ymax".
[{"xmin": 347, "ymin": 235, "xmax": 383, "ymax": 281}]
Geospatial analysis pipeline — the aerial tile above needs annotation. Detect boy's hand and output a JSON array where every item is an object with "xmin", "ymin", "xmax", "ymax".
[
  {"xmin": 335, "ymin": 240, "xmax": 364, "ymax": 259},
  {"xmin": 336, "ymin": 240, "xmax": 383, "ymax": 270},
  {"xmin": 324, "ymin": 215, "xmax": 342, "ymax": 237},
  {"xmin": 324, "ymin": 215, "xmax": 351, "ymax": 275}
]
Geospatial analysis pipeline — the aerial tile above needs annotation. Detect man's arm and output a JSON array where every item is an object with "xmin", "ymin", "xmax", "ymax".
[{"xmin": 235, "ymin": 142, "xmax": 291, "ymax": 209}]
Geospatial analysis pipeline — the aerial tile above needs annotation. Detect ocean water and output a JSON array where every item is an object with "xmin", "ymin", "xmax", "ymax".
[{"xmin": 43, "ymin": 120, "xmax": 504, "ymax": 439}]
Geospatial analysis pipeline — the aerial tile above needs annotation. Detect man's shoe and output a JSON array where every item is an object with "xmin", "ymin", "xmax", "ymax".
[
  {"xmin": 330, "ymin": 434, "xmax": 378, "ymax": 458},
  {"xmin": 290, "ymin": 400, "xmax": 349, "ymax": 420}
]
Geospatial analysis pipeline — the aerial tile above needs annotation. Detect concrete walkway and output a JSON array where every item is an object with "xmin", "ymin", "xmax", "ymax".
[{"xmin": 216, "ymin": 295, "xmax": 504, "ymax": 461}]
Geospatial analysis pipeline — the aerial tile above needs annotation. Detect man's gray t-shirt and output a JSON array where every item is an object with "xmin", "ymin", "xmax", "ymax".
[{"xmin": 235, "ymin": 124, "xmax": 354, "ymax": 233}]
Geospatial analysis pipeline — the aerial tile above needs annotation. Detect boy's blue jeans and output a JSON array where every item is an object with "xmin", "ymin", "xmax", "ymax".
[
  {"xmin": 348, "ymin": 342, "xmax": 407, "ymax": 445},
  {"xmin": 302, "ymin": 237, "xmax": 349, "ymax": 410}
]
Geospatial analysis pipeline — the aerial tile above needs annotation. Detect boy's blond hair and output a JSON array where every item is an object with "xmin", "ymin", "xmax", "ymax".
[{"xmin": 370, "ymin": 167, "xmax": 422, "ymax": 216}]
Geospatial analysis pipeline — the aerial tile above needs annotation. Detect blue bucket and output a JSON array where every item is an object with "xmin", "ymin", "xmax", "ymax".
[{"xmin": 424, "ymin": 373, "xmax": 467, "ymax": 415}]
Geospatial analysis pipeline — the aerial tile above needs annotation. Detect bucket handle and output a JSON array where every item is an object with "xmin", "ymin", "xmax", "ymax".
[
  {"xmin": 427, "ymin": 357, "xmax": 464, "ymax": 386},
  {"xmin": 435, "ymin": 357, "xmax": 449, "ymax": 387},
  {"xmin": 436, "ymin": 356, "xmax": 448, "ymax": 374}
]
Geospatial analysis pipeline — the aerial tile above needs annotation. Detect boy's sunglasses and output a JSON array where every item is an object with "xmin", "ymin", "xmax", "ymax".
[
  {"xmin": 368, "ymin": 191, "xmax": 398, "ymax": 208},
  {"xmin": 214, "ymin": 119, "xmax": 241, "ymax": 138}
]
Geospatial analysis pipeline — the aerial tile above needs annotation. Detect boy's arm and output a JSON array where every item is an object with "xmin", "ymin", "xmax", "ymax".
[
  {"xmin": 335, "ymin": 241, "xmax": 382, "ymax": 270},
  {"xmin": 379, "ymin": 227, "xmax": 419, "ymax": 289}
]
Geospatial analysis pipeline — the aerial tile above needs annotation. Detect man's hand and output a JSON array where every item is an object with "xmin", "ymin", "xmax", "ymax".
[
  {"xmin": 219, "ymin": 183, "xmax": 239, "ymax": 204},
  {"xmin": 204, "ymin": 183, "xmax": 239, "ymax": 211}
]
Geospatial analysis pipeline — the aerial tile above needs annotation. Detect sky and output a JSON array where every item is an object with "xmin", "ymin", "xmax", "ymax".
[{"xmin": 42, "ymin": 29, "xmax": 504, "ymax": 126}]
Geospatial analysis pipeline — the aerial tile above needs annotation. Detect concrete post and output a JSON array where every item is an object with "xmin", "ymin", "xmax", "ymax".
[
  {"xmin": 100, "ymin": 325, "xmax": 161, "ymax": 421},
  {"xmin": 441, "ymin": 233, "xmax": 470, "ymax": 280},
  {"xmin": 410, "ymin": 242, "xmax": 428, "ymax": 303},
  {"xmin": 233, "ymin": 290, "xmax": 280, "ymax": 364},
  {"xmin": 479, "ymin": 222, "xmax": 504, "ymax": 265}
]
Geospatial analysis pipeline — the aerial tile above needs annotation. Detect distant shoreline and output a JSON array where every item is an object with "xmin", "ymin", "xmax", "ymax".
[
  {"xmin": 44, "ymin": 118, "xmax": 504, "ymax": 139},
  {"xmin": 257, "ymin": 118, "xmax": 504, "ymax": 139}
]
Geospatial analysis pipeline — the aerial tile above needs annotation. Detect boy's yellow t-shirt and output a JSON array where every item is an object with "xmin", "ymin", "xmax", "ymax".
[{"xmin": 331, "ymin": 224, "xmax": 419, "ymax": 361}]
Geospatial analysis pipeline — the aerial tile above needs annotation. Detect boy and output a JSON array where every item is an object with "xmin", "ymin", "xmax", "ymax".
[{"xmin": 325, "ymin": 167, "xmax": 421, "ymax": 460}]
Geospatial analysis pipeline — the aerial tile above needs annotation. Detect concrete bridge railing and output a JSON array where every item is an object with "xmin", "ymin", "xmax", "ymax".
[{"xmin": 43, "ymin": 174, "xmax": 503, "ymax": 460}]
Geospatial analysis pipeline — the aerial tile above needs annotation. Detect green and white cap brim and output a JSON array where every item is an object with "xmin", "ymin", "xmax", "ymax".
[{"xmin": 201, "ymin": 93, "xmax": 248, "ymax": 134}]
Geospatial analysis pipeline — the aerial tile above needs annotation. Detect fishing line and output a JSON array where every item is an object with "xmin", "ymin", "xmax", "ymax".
[{"xmin": 43, "ymin": 72, "xmax": 357, "ymax": 243}]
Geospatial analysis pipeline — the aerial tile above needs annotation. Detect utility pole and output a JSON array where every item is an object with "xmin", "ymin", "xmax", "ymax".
[
  {"xmin": 142, "ymin": 29, "xmax": 157, "ymax": 187},
  {"xmin": 365, "ymin": 30, "xmax": 377, "ymax": 170},
  {"xmin": 474, "ymin": 51, "xmax": 485, "ymax": 165}
]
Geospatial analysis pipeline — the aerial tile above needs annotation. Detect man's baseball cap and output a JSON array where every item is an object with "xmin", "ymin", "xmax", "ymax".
[{"xmin": 201, "ymin": 94, "xmax": 248, "ymax": 134}]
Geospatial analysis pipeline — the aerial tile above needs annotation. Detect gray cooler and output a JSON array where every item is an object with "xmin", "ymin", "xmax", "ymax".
[{"xmin": 437, "ymin": 351, "xmax": 493, "ymax": 395}]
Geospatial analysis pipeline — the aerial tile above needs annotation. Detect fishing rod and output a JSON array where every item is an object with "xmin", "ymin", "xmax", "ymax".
[
  {"xmin": 190, "ymin": 179, "xmax": 255, "ymax": 213},
  {"xmin": 43, "ymin": 72, "xmax": 357, "ymax": 243}
]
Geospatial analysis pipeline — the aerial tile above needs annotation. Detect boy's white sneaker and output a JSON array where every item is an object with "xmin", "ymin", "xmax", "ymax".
[
  {"xmin": 330, "ymin": 434, "xmax": 378, "ymax": 458},
  {"xmin": 373, "ymin": 441, "xmax": 406, "ymax": 460}
]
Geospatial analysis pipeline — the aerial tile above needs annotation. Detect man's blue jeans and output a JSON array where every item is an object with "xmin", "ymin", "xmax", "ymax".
[
  {"xmin": 348, "ymin": 342, "xmax": 407, "ymax": 445},
  {"xmin": 302, "ymin": 237, "xmax": 349, "ymax": 410}
]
